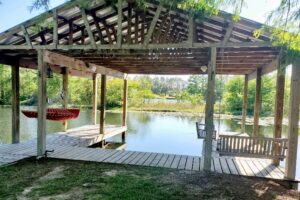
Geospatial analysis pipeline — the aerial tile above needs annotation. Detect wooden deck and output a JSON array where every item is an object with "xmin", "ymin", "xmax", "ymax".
[
  {"xmin": 0, "ymin": 125, "xmax": 293, "ymax": 181},
  {"xmin": 19, "ymin": 124, "xmax": 127, "ymax": 147},
  {"xmin": 0, "ymin": 141, "xmax": 288, "ymax": 181},
  {"xmin": 0, "ymin": 124, "xmax": 126, "ymax": 166}
]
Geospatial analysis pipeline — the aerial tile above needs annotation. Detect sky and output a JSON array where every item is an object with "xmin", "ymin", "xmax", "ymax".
[{"xmin": 0, "ymin": 0, "xmax": 282, "ymax": 79}]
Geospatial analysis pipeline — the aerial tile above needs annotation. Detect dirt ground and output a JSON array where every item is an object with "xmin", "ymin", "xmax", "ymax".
[{"xmin": 0, "ymin": 159, "xmax": 299, "ymax": 200}]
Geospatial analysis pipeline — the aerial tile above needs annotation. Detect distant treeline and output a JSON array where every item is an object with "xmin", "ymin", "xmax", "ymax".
[{"xmin": 0, "ymin": 65, "xmax": 291, "ymax": 117}]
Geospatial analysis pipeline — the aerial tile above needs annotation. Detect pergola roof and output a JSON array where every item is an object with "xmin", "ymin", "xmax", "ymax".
[{"xmin": 0, "ymin": 0, "xmax": 280, "ymax": 77}]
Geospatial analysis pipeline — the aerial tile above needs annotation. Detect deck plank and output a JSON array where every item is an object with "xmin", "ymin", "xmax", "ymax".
[
  {"xmin": 115, "ymin": 151, "xmax": 135, "ymax": 164},
  {"xmin": 107, "ymin": 151, "xmax": 129, "ymax": 163},
  {"xmin": 143, "ymin": 153, "xmax": 158, "ymax": 166},
  {"xmin": 122, "ymin": 152, "xmax": 140, "ymax": 164},
  {"xmin": 156, "ymin": 154, "xmax": 169, "ymax": 167},
  {"xmin": 185, "ymin": 156, "xmax": 194, "ymax": 170},
  {"xmin": 245, "ymin": 159, "xmax": 264, "ymax": 177},
  {"xmin": 226, "ymin": 158, "xmax": 240, "ymax": 175},
  {"xmin": 251, "ymin": 159, "xmax": 271, "ymax": 178},
  {"xmin": 237, "ymin": 159, "xmax": 255, "ymax": 176},
  {"xmin": 219, "ymin": 158, "xmax": 230, "ymax": 174},
  {"xmin": 149, "ymin": 153, "xmax": 164, "ymax": 167},
  {"xmin": 89, "ymin": 149, "xmax": 118, "ymax": 162},
  {"xmin": 232, "ymin": 158, "xmax": 247, "ymax": 176},
  {"xmin": 163, "ymin": 154, "xmax": 175, "ymax": 168},
  {"xmin": 170, "ymin": 155, "xmax": 181, "ymax": 169},
  {"xmin": 213, "ymin": 157, "xmax": 223, "ymax": 173},
  {"xmin": 128, "ymin": 152, "xmax": 146, "ymax": 165},
  {"xmin": 178, "ymin": 156, "xmax": 187, "ymax": 170},
  {"xmin": 136, "ymin": 152, "xmax": 152, "ymax": 165},
  {"xmin": 192, "ymin": 157, "xmax": 200, "ymax": 171}
]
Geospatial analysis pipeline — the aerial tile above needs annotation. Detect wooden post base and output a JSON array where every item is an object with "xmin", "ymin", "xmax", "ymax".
[{"xmin": 121, "ymin": 132, "xmax": 126, "ymax": 143}]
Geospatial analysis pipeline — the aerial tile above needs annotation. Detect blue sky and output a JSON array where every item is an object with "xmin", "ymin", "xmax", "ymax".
[{"xmin": 0, "ymin": 0, "xmax": 281, "ymax": 33}]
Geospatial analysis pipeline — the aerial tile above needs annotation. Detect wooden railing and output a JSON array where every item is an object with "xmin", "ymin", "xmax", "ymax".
[{"xmin": 217, "ymin": 135, "xmax": 288, "ymax": 160}]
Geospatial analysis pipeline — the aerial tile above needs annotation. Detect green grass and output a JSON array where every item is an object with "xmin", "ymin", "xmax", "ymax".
[
  {"xmin": 0, "ymin": 159, "xmax": 298, "ymax": 200},
  {"xmin": 129, "ymin": 102, "xmax": 206, "ymax": 113}
]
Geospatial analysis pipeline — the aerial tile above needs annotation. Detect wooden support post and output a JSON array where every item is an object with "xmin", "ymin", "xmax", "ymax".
[
  {"xmin": 37, "ymin": 49, "xmax": 47, "ymax": 158},
  {"xmin": 285, "ymin": 61, "xmax": 300, "ymax": 183},
  {"xmin": 62, "ymin": 67, "xmax": 69, "ymax": 131},
  {"xmin": 99, "ymin": 75, "xmax": 106, "ymax": 135},
  {"xmin": 253, "ymin": 68, "xmax": 262, "ymax": 137},
  {"xmin": 11, "ymin": 64, "xmax": 20, "ymax": 144},
  {"xmin": 241, "ymin": 75, "xmax": 248, "ymax": 133},
  {"xmin": 92, "ymin": 74, "xmax": 98, "ymax": 125},
  {"xmin": 273, "ymin": 59, "xmax": 286, "ymax": 166},
  {"xmin": 204, "ymin": 47, "xmax": 216, "ymax": 171},
  {"xmin": 122, "ymin": 79, "xmax": 128, "ymax": 142}
]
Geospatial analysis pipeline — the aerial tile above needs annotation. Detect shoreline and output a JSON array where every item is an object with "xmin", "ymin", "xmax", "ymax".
[
  {"xmin": 107, "ymin": 109, "xmax": 296, "ymax": 127},
  {"xmin": 1, "ymin": 105, "xmax": 298, "ymax": 127}
]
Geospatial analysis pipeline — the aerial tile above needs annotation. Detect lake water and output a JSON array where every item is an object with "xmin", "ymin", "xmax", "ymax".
[{"xmin": 0, "ymin": 107, "xmax": 299, "ymax": 181}]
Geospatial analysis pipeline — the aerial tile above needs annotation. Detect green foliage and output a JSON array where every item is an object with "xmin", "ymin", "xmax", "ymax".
[
  {"xmin": 224, "ymin": 76, "xmax": 244, "ymax": 115},
  {"xmin": 224, "ymin": 75, "xmax": 277, "ymax": 116},
  {"xmin": 0, "ymin": 66, "xmax": 12, "ymax": 105},
  {"xmin": 187, "ymin": 75, "xmax": 224, "ymax": 103}
]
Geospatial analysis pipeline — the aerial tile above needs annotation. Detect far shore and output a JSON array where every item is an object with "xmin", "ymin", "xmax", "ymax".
[{"xmin": 0, "ymin": 105, "xmax": 299, "ymax": 127}]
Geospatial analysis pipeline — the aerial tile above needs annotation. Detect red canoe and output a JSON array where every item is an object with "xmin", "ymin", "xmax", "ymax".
[{"xmin": 22, "ymin": 108, "xmax": 80, "ymax": 121}]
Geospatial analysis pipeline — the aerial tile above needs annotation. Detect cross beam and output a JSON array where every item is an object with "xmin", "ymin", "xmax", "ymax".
[{"xmin": 43, "ymin": 50, "xmax": 125, "ymax": 78}]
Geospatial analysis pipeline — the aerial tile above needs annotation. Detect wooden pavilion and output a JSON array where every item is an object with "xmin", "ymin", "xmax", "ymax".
[{"xmin": 0, "ymin": 0, "xmax": 299, "ymax": 182}]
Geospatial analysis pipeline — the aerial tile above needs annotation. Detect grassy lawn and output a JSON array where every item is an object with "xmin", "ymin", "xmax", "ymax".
[{"xmin": 0, "ymin": 159, "xmax": 299, "ymax": 200}]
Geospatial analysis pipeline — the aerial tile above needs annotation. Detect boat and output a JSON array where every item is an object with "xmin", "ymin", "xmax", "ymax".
[{"xmin": 21, "ymin": 108, "xmax": 80, "ymax": 121}]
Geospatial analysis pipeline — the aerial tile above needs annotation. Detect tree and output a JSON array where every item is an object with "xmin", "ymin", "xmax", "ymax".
[
  {"xmin": 0, "ymin": 65, "xmax": 11, "ymax": 105},
  {"xmin": 224, "ymin": 75, "xmax": 277, "ymax": 116},
  {"xmin": 187, "ymin": 75, "xmax": 224, "ymax": 103},
  {"xmin": 224, "ymin": 76, "xmax": 244, "ymax": 115}
]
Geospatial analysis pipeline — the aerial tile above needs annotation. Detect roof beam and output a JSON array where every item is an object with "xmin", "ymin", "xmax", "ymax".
[
  {"xmin": 154, "ymin": 12, "xmax": 169, "ymax": 43},
  {"xmin": 53, "ymin": 9, "xmax": 59, "ymax": 47},
  {"xmin": 0, "ymin": 40, "xmax": 274, "ymax": 50},
  {"xmin": 144, "ymin": 4, "xmax": 163, "ymax": 47},
  {"xmin": 117, "ymin": 0, "xmax": 123, "ymax": 47},
  {"xmin": 127, "ymin": 2, "xmax": 133, "ymax": 44},
  {"xmin": 188, "ymin": 15, "xmax": 195, "ymax": 47},
  {"xmin": 222, "ymin": 21, "xmax": 234, "ymax": 46},
  {"xmin": 91, "ymin": 12, "xmax": 106, "ymax": 44},
  {"xmin": 248, "ymin": 57, "xmax": 280, "ymax": 80},
  {"xmin": 20, "ymin": 25, "xmax": 33, "ymax": 48},
  {"xmin": 43, "ymin": 50, "xmax": 124, "ymax": 78},
  {"xmin": 81, "ymin": 8, "xmax": 97, "ymax": 48}
]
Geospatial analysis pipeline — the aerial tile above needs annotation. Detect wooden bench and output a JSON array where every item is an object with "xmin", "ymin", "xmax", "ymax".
[
  {"xmin": 196, "ymin": 122, "xmax": 217, "ymax": 139},
  {"xmin": 217, "ymin": 135, "xmax": 288, "ymax": 160}
]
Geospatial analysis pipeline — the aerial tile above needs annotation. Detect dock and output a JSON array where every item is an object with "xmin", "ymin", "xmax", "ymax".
[
  {"xmin": 20, "ymin": 124, "xmax": 127, "ymax": 147},
  {"xmin": 0, "ymin": 140, "xmax": 288, "ymax": 181}
]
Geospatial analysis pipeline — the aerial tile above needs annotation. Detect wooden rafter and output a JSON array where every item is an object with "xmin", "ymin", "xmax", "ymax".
[
  {"xmin": 53, "ymin": 9, "xmax": 58, "ymax": 47},
  {"xmin": 144, "ymin": 4, "xmax": 163, "ymax": 46},
  {"xmin": 81, "ymin": 8, "xmax": 97, "ymax": 48},
  {"xmin": 20, "ymin": 25, "xmax": 32, "ymax": 48},
  {"xmin": 117, "ymin": 0, "xmax": 123, "ymax": 47},
  {"xmin": 91, "ymin": 12, "xmax": 106, "ymax": 44}
]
